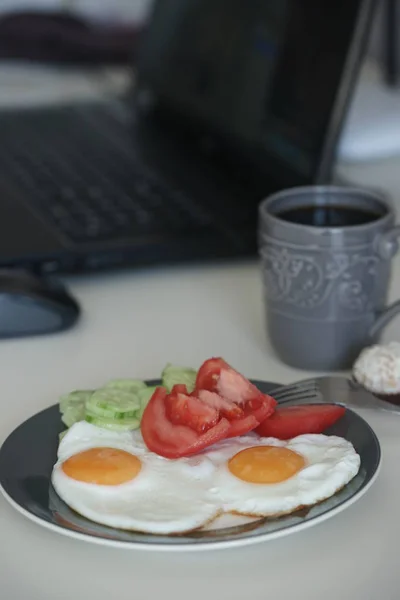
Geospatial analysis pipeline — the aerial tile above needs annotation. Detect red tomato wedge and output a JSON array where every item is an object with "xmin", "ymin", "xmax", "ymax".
[
  {"xmin": 195, "ymin": 357, "xmax": 277, "ymax": 438},
  {"xmin": 141, "ymin": 358, "xmax": 277, "ymax": 458},
  {"xmin": 255, "ymin": 404, "xmax": 346, "ymax": 440},
  {"xmin": 141, "ymin": 387, "xmax": 231, "ymax": 458}
]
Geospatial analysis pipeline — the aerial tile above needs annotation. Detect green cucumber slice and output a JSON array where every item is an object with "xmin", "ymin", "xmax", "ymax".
[
  {"xmin": 59, "ymin": 390, "xmax": 93, "ymax": 415},
  {"xmin": 85, "ymin": 389, "xmax": 141, "ymax": 421},
  {"xmin": 103, "ymin": 379, "xmax": 147, "ymax": 393},
  {"xmin": 161, "ymin": 364, "xmax": 197, "ymax": 393},
  {"xmin": 59, "ymin": 390, "xmax": 92, "ymax": 427},
  {"xmin": 85, "ymin": 414, "xmax": 140, "ymax": 431},
  {"xmin": 61, "ymin": 405, "xmax": 86, "ymax": 428},
  {"xmin": 137, "ymin": 386, "xmax": 158, "ymax": 419}
]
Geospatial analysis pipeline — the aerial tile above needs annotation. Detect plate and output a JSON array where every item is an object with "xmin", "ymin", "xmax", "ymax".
[{"xmin": 0, "ymin": 379, "xmax": 381, "ymax": 551}]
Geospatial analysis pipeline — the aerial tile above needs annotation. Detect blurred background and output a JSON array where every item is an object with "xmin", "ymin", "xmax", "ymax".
[
  {"xmin": 0, "ymin": 0, "xmax": 395, "ymax": 63},
  {"xmin": 0, "ymin": 0, "xmax": 397, "ymax": 160},
  {"xmin": 0, "ymin": 0, "xmax": 398, "ymax": 280},
  {"xmin": 0, "ymin": 0, "xmax": 398, "ymax": 336}
]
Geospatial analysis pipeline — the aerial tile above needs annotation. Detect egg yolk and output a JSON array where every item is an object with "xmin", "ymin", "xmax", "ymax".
[
  {"xmin": 228, "ymin": 446, "xmax": 306, "ymax": 484},
  {"xmin": 62, "ymin": 447, "xmax": 141, "ymax": 485}
]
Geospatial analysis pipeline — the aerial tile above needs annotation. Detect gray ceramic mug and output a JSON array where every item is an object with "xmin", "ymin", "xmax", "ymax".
[{"xmin": 258, "ymin": 186, "xmax": 400, "ymax": 371}]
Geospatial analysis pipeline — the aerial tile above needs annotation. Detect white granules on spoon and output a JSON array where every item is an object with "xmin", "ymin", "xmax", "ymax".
[{"xmin": 353, "ymin": 342, "xmax": 400, "ymax": 394}]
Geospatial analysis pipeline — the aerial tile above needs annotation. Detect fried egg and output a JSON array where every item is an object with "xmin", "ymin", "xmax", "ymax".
[
  {"xmin": 205, "ymin": 434, "xmax": 361, "ymax": 516},
  {"xmin": 52, "ymin": 422, "xmax": 220, "ymax": 534},
  {"xmin": 52, "ymin": 422, "xmax": 360, "ymax": 534}
]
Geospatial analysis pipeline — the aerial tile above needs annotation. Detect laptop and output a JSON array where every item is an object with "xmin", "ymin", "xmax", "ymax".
[{"xmin": 0, "ymin": 0, "xmax": 376, "ymax": 274}]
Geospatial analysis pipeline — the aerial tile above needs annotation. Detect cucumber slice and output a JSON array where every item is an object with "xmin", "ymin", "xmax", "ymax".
[
  {"xmin": 137, "ymin": 386, "xmax": 158, "ymax": 419},
  {"xmin": 59, "ymin": 390, "xmax": 93, "ymax": 428},
  {"xmin": 85, "ymin": 389, "xmax": 141, "ymax": 421},
  {"xmin": 103, "ymin": 379, "xmax": 147, "ymax": 393},
  {"xmin": 85, "ymin": 414, "xmax": 140, "ymax": 431},
  {"xmin": 59, "ymin": 390, "xmax": 93, "ymax": 415},
  {"xmin": 161, "ymin": 364, "xmax": 197, "ymax": 393},
  {"xmin": 61, "ymin": 405, "xmax": 86, "ymax": 428}
]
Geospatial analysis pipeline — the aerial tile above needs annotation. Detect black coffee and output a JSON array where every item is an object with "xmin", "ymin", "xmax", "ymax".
[{"xmin": 276, "ymin": 205, "xmax": 382, "ymax": 227}]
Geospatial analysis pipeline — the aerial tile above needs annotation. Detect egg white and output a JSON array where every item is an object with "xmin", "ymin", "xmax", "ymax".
[
  {"xmin": 204, "ymin": 434, "xmax": 361, "ymax": 517},
  {"xmin": 52, "ymin": 423, "xmax": 361, "ymax": 534},
  {"xmin": 52, "ymin": 422, "xmax": 220, "ymax": 534},
  {"xmin": 57, "ymin": 421, "xmax": 149, "ymax": 462}
]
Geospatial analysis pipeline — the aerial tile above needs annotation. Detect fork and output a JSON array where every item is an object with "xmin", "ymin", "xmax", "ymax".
[{"xmin": 267, "ymin": 376, "xmax": 400, "ymax": 414}]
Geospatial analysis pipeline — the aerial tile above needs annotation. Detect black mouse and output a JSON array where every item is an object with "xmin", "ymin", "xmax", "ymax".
[{"xmin": 0, "ymin": 270, "xmax": 80, "ymax": 338}]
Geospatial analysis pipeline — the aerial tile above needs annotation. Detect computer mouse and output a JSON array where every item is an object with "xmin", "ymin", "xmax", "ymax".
[{"xmin": 0, "ymin": 270, "xmax": 80, "ymax": 339}]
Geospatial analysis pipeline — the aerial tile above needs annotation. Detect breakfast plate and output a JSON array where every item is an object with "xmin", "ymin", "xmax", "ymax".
[{"xmin": 0, "ymin": 379, "xmax": 381, "ymax": 551}]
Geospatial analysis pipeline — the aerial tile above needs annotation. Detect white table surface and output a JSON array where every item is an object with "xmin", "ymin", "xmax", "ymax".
[{"xmin": 2, "ymin": 66, "xmax": 400, "ymax": 600}]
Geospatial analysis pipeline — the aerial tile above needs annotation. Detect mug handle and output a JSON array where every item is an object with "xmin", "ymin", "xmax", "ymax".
[{"xmin": 369, "ymin": 226, "xmax": 400, "ymax": 339}]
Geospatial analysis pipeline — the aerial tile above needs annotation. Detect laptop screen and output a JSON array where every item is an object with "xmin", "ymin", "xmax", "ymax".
[{"xmin": 137, "ymin": 0, "xmax": 374, "ymax": 187}]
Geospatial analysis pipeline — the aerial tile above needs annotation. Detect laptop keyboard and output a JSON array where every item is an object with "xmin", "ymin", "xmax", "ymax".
[{"xmin": 0, "ymin": 106, "xmax": 214, "ymax": 245}]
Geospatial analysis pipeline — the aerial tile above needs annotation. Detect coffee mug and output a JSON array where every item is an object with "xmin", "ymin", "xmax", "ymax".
[{"xmin": 258, "ymin": 185, "xmax": 400, "ymax": 371}]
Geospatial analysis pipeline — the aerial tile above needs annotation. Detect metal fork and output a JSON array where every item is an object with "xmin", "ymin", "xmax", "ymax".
[{"xmin": 268, "ymin": 376, "xmax": 400, "ymax": 414}]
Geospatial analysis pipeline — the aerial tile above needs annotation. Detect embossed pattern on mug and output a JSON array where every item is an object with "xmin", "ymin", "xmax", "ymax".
[{"xmin": 260, "ymin": 245, "xmax": 379, "ymax": 313}]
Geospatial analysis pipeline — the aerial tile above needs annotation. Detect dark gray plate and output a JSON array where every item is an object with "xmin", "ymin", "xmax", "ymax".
[{"xmin": 0, "ymin": 380, "xmax": 381, "ymax": 551}]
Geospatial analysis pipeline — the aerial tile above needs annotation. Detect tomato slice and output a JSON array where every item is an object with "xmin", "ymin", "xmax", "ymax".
[
  {"xmin": 140, "ymin": 387, "xmax": 230, "ymax": 459},
  {"xmin": 195, "ymin": 357, "xmax": 227, "ymax": 392},
  {"xmin": 141, "ymin": 359, "xmax": 278, "ymax": 458},
  {"xmin": 170, "ymin": 384, "xmax": 189, "ymax": 395},
  {"xmin": 165, "ymin": 391, "xmax": 219, "ymax": 434},
  {"xmin": 195, "ymin": 357, "xmax": 277, "ymax": 437},
  {"xmin": 197, "ymin": 390, "xmax": 243, "ymax": 420},
  {"xmin": 255, "ymin": 404, "xmax": 346, "ymax": 440}
]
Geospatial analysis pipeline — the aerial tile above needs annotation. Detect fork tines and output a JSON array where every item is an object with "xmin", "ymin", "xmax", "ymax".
[{"xmin": 269, "ymin": 379, "xmax": 321, "ymax": 404}]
